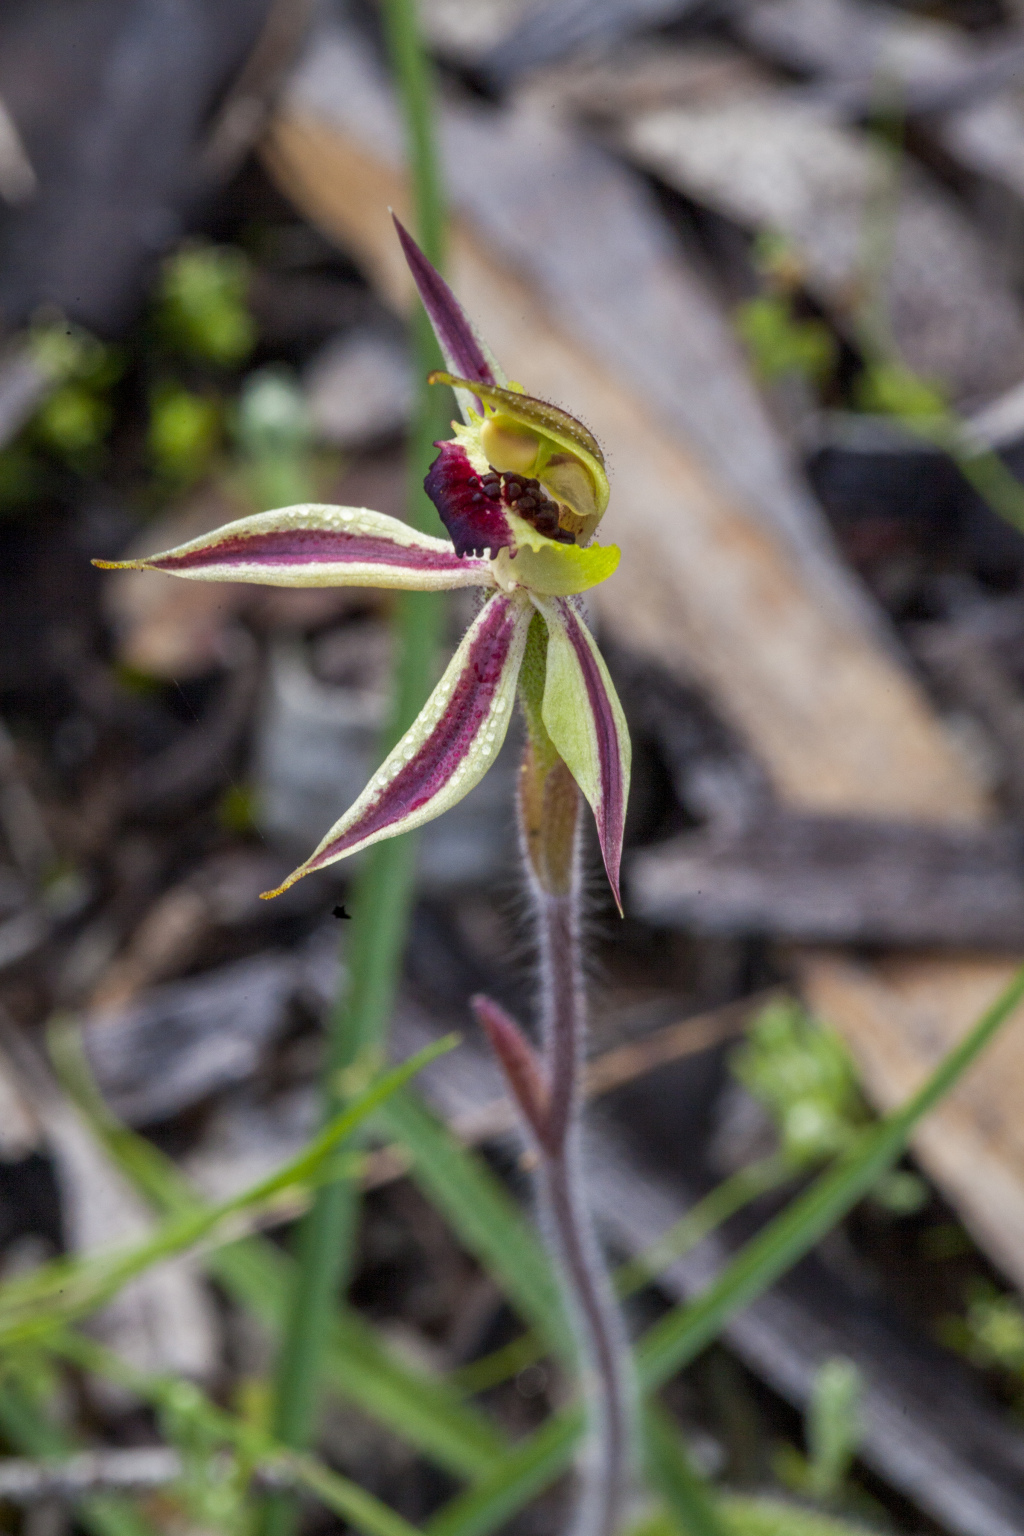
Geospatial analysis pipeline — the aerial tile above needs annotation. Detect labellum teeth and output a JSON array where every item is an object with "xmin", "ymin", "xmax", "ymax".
[{"xmin": 424, "ymin": 441, "xmax": 515, "ymax": 558}]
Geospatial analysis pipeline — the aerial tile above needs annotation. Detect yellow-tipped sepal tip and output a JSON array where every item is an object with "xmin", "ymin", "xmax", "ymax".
[{"xmin": 91, "ymin": 558, "xmax": 146, "ymax": 570}]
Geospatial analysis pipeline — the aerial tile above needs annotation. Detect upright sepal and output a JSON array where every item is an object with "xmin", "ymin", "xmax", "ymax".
[
  {"xmin": 262, "ymin": 593, "xmax": 532, "ymax": 895},
  {"xmin": 534, "ymin": 597, "xmax": 631, "ymax": 912},
  {"xmin": 393, "ymin": 215, "xmax": 507, "ymax": 421},
  {"xmin": 93, "ymin": 505, "xmax": 496, "ymax": 591}
]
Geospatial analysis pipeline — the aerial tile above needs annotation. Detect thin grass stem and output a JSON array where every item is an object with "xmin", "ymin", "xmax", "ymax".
[{"xmin": 260, "ymin": 4, "xmax": 448, "ymax": 1530}]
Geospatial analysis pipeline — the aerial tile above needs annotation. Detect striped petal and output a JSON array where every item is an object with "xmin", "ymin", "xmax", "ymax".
[
  {"xmin": 534, "ymin": 597, "xmax": 631, "ymax": 912},
  {"xmin": 93, "ymin": 505, "xmax": 495, "ymax": 591},
  {"xmin": 393, "ymin": 215, "xmax": 507, "ymax": 421},
  {"xmin": 262, "ymin": 593, "xmax": 532, "ymax": 896}
]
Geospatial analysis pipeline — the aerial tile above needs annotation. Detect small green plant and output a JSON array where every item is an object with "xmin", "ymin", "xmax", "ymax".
[
  {"xmin": 0, "ymin": 316, "xmax": 124, "ymax": 505},
  {"xmin": 853, "ymin": 359, "xmax": 946, "ymax": 422},
  {"xmin": 147, "ymin": 381, "xmax": 222, "ymax": 487},
  {"xmin": 732, "ymin": 1000, "xmax": 928, "ymax": 1213},
  {"xmin": 735, "ymin": 233, "xmax": 836, "ymax": 394},
  {"xmin": 736, "ymin": 295, "xmax": 836, "ymax": 390},
  {"xmin": 732, "ymin": 1000, "xmax": 866, "ymax": 1166},
  {"xmin": 940, "ymin": 1282, "xmax": 1024, "ymax": 1387},
  {"xmin": 154, "ymin": 242, "xmax": 255, "ymax": 367},
  {"xmin": 30, "ymin": 319, "xmax": 124, "ymax": 466},
  {"xmin": 774, "ymin": 1357, "xmax": 863, "ymax": 1506}
]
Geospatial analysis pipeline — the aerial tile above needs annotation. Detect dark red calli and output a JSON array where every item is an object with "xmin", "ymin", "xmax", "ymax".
[{"xmin": 424, "ymin": 440, "xmax": 515, "ymax": 558}]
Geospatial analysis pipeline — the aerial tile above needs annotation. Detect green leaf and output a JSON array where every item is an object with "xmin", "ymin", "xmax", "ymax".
[
  {"xmin": 426, "ymin": 1410, "xmax": 583, "ymax": 1536},
  {"xmin": 643, "ymin": 1401, "xmax": 729, "ymax": 1536},
  {"xmin": 425, "ymin": 962, "xmax": 1024, "ymax": 1536},
  {"xmin": 719, "ymin": 1496, "xmax": 880, "ymax": 1535},
  {"xmin": 804, "ymin": 1358, "xmax": 862, "ymax": 1502},
  {"xmin": 154, "ymin": 242, "xmax": 255, "ymax": 366},
  {"xmin": 50, "ymin": 1329, "xmax": 425, "ymax": 1536},
  {"xmin": 49, "ymin": 1021, "xmax": 504, "ymax": 1482},
  {"xmin": 0, "ymin": 1380, "xmax": 157, "ymax": 1536},
  {"xmin": 638, "ymin": 964, "xmax": 1024, "ymax": 1390},
  {"xmin": 211, "ymin": 1238, "xmax": 503, "ymax": 1478},
  {"xmin": 0, "ymin": 1038, "xmax": 455, "ymax": 1347},
  {"xmin": 279, "ymin": 1450, "xmax": 426, "ymax": 1536}
]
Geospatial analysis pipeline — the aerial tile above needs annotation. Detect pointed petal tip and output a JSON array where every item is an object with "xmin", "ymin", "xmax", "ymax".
[
  {"xmin": 608, "ymin": 874, "xmax": 624, "ymax": 919},
  {"xmin": 267, "ymin": 593, "xmax": 530, "ymax": 883},
  {"xmin": 394, "ymin": 227, "xmax": 499, "ymax": 393},
  {"xmin": 92, "ymin": 557, "xmax": 145, "ymax": 570}
]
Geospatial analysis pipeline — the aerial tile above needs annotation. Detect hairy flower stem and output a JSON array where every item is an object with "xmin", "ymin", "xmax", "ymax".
[
  {"xmin": 477, "ymin": 639, "xmax": 634, "ymax": 1535},
  {"xmin": 530, "ymin": 802, "xmax": 633, "ymax": 1536}
]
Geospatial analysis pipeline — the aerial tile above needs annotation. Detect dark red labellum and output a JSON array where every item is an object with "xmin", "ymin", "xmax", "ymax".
[{"xmin": 424, "ymin": 441, "xmax": 515, "ymax": 558}]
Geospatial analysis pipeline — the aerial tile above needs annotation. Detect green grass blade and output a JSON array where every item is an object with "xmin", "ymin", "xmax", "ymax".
[
  {"xmin": 380, "ymin": 1088, "xmax": 571, "ymax": 1356},
  {"xmin": 211, "ymin": 1237, "xmax": 503, "ymax": 1478},
  {"xmin": 283, "ymin": 1451, "xmax": 427, "ymax": 1536},
  {"xmin": 0, "ymin": 1381, "xmax": 157, "ymax": 1536},
  {"xmin": 262, "ymin": 5, "xmax": 450, "ymax": 1526},
  {"xmin": 49, "ymin": 1021, "xmax": 504, "ymax": 1480},
  {"xmin": 0, "ymin": 1039, "xmax": 455, "ymax": 1346},
  {"xmin": 637, "ymin": 962, "xmax": 1024, "ymax": 1390},
  {"xmin": 719, "ymin": 1497, "xmax": 878, "ymax": 1535},
  {"xmin": 643, "ymin": 1402, "xmax": 728, "ymax": 1536},
  {"xmin": 454, "ymin": 1157, "xmax": 792, "ymax": 1397},
  {"xmin": 635, "ymin": 1499, "xmax": 878, "ymax": 1536},
  {"xmin": 426, "ymin": 1409, "xmax": 582, "ymax": 1536},
  {"xmin": 49, "ymin": 1329, "xmax": 426, "ymax": 1536},
  {"xmin": 425, "ymin": 963, "xmax": 1024, "ymax": 1536}
]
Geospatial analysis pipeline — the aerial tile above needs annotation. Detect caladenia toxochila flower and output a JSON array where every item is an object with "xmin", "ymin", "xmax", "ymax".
[{"xmin": 95, "ymin": 217, "xmax": 634, "ymax": 1536}]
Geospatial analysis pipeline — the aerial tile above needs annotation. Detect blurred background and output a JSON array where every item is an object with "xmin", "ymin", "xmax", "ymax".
[{"xmin": 4, "ymin": 0, "xmax": 1024, "ymax": 1532}]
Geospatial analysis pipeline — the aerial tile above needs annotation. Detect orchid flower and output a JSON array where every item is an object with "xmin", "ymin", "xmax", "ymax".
[{"xmin": 95, "ymin": 219, "xmax": 630, "ymax": 908}]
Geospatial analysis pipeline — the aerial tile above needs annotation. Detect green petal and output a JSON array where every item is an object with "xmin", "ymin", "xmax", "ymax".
[
  {"xmin": 495, "ymin": 523, "xmax": 620, "ymax": 596},
  {"xmin": 534, "ymin": 596, "xmax": 631, "ymax": 910}
]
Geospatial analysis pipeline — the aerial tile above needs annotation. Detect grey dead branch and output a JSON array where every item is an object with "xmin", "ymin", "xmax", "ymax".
[
  {"xmin": 619, "ymin": 90, "xmax": 1024, "ymax": 407},
  {"xmin": 632, "ymin": 814, "xmax": 1024, "ymax": 948}
]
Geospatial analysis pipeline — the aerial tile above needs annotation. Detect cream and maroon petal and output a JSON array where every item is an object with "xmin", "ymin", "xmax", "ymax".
[
  {"xmin": 424, "ymin": 441, "xmax": 515, "ymax": 558},
  {"xmin": 262, "ymin": 593, "xmax": 532, "ymax": 896},
  {"xmin": 93, "ymin": 505, "xmax": 495, "ymax": 591},
  {"xmin": 393, "ymin": 215, "xmax": 507, "ymax": 420},
  {"xmin": 534, "ymin": 597, "xmax": 631, "ymax": 913}
]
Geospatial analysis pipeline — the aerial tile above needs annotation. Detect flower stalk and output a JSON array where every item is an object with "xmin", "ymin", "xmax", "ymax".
[{"xmin": 473, "ymin": 623, "xmax": 634, "ymax": 1536}]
